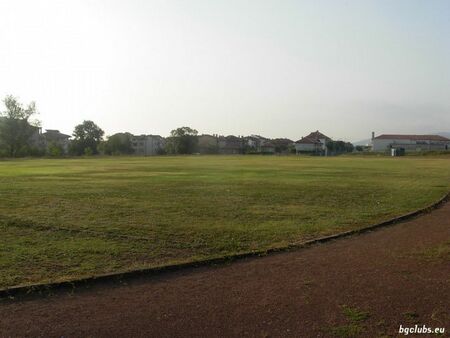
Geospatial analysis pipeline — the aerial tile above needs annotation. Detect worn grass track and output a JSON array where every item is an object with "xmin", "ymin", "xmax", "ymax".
[{"xmin": 0, "ymin": 155, "xmax": 449, "ymax": 288}]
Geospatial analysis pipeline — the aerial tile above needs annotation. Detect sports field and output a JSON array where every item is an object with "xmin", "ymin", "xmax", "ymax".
[{"xmin": 0, "ymin": 155, "xmax": 449, "ymax": 288}]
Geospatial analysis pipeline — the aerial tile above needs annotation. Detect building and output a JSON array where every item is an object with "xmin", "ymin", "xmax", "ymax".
[
  {"xmin": 261, "ymin": 142, "xmax": 275, "ymax": 154},
  {"xmin": 294, "ymin": 131, "xmax": 331, "ymax": 154},
  {"xmin": 244, "ymin": 135, "xmax": 271, "ymax": 153},
  {"xmin": 218, "ymin": 135, "xmax": 244, "ymax": 154},
  {"xmin": 131, "ymin": 135, "xmax": 165, "ymax": 156},
  {"xmin": 42, "ymin": 129, "xmax": 71, "ymax": 154},
  {"xmin": 371, "ymin": 133, "xmax": 450, "ymax": 152},
  {"xmin": 198, "ymin": 134, "xmax": 219, "ymax": 154},
  {"xmin": 28, "ymin": 126, "xmax": 45, "ymax": 151}
]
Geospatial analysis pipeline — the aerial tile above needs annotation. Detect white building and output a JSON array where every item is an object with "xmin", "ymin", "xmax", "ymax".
[
  {"xmin": 371, "ymin": 133, "xmax": 450, "ymax": 152},
  {"xmin": 131, "ymin": 135, "xmax": 165, "ymax": 156}
]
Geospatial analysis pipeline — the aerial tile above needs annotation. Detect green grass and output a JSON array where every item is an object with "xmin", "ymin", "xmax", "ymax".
[{"xmin": 0, "ymin": 155, "xmax": 449, "ymax": 288}]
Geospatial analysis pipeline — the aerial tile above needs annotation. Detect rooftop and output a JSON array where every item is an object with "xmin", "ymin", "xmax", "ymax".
[
  {"xmin": 295, "ymin": 137, "xmax": 323, "ymax": 144},
  {"xmin": 295, "ymin": 130, "xmax": 330, "ymax": 144},
  {"xmin": 374, "ymin": 134, "xmax": 450, "ymax": 141}
]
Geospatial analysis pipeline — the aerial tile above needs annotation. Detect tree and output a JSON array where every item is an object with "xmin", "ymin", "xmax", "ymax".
[
  {"xmin": 326, "ymin": 140, "xmax": 354, "ymax": 155},
  {"xmin": 166, "ymin": 127, "xmax": 198, "ymax": 154},
  {"xmin": 0, "ymin": 95, "xmax": 40, "ymax": 157},
  {"xmin": 47, "ymin": 142, "xmax": 64, "ymax": 157},
  {"xmin": 344, "ymin": 142, "xmax": 354, "ymax": 153},
  {"xmin": 102, "ymin": 132, "xmax": 134, "ymax": 155},
  {"xmin": 164, "ymin": 136, "xmax": 177, "ymax": 154},
  {"xmin": 271, "ymin": 138, "xmax": 294, "ymax": 154},
  {"xmin": 70, "ymin": 120, "xmax": 104, "ymax": 155}
]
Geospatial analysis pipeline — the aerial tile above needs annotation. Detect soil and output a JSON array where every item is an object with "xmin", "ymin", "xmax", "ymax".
[{"xmin": 1, "ymin": 203, "xmax": 449, "ymax": 337}]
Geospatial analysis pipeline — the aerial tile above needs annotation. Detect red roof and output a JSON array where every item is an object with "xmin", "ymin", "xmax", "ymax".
[
  {"xmin": 295, "ymin": 137, "xmax": 322, "ymax": 144},
  {"xmin": 305, "ymin": 131, "xmax": 330, "ymax": 140},
  {"xmin": 374, "ymin": 134, "xmax": 450, "ymax": 141},
  {"xmin": 295, "ymin": 131, "xmax": 331, "ymax": 144}
]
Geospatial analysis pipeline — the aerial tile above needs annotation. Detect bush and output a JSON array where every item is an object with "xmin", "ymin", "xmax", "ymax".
[
  {"xmin": 84, "ymin": 147, "xmax": 93, "ymax": 156},
  {"xmin": 47, "ymin": 143, "xmax": 63, "ymax": 157}
]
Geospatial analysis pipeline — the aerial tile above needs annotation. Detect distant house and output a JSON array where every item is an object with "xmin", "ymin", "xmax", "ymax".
[
  {"xmin": 198, "ymin": 134, "xmax": 219, "ymax": 154},
  {"xmin": 261, "ymin": 142, "xmax": 275, "ymax": 154},
  {"xmin": 244, "ymin": 135, "xmax": 271, "ymax": 153},
  {"xmin": 218, "ymin": 135, "xmax": 244, "ymax": 154},
  {"xmin": 28, "ymin": 126, "xmax": 45, "ymax": 151},
  {"xmin": 131, "ymin": 135, "xmax": 165, "ymax": 156},
  {"xmin": 42, "ymin": 129, "xmax": 71, "ymax": 154},
  {"xmin": 372, "ymin": 133, "xmax": 450, "ymax": 152},
  {"xmin": 295, "ymin": 131, "xmax": 331, "ymax": 154}
]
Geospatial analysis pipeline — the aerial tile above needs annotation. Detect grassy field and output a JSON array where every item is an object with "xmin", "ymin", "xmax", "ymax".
[{"xmin": 0, "ymin": 155, "xmax": 449, "ymax": 288}]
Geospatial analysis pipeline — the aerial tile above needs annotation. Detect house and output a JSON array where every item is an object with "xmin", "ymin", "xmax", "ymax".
[
  {"xmin": 371, "ymin": 133, "xmax": 450, "ymax": 152},
  {"xmin": 261, "ymin": 142, "xmax": 275, "ymax": 154},
  {"xmin": 28, "ymin": 126, "xmax": 45, "ymax": 151},
  {"xmin": 42, "ymin": 129, "xmax": 71, "ymax": 154},
  {"xmin": 218, "ymin": 135, "xmax": 244, "ymax": 154},
  {"xmin": 244, "ymin": 135, "xmax": 271, "ymax": 153},
  {"xmin": 295, "ymin": 131, "xmax": 331, "ymax": 154},
  {"xmin": 131, "ymin": 135, "xmax": 165, "ymax": 156},
  {"xmin": 198, "ymin": 134, "xmax": 219, "ymax": 154}
]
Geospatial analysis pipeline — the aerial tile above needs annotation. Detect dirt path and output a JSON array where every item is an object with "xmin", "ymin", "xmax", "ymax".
[{"xmin": 1, "ymin": 203, "xmax": 449, "ymax": 338}]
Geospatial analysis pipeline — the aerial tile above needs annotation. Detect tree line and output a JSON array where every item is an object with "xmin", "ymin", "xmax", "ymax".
[
  {"xmin": 1, "ymin": 95, "xmax": 354, "ymax": 158},
  {"xmin": 0, "ymin": 96, "xmax": 201, "ymax": 157}
]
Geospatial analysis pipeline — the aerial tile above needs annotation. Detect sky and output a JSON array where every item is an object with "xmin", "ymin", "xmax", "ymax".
[{"xmin": 0, "ymin": 0, "xmax": 449, "ymax": 142}]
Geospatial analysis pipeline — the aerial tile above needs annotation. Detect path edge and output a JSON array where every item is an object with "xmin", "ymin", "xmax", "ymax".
[{"xmin": 1, "ymin": 191, "xmax": 449, "ymax": 299}]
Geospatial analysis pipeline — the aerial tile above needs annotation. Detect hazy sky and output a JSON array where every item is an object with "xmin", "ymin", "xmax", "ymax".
[{"xmin": 0, "ymin": 0, "xmax": 449, "ymax": 141}]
